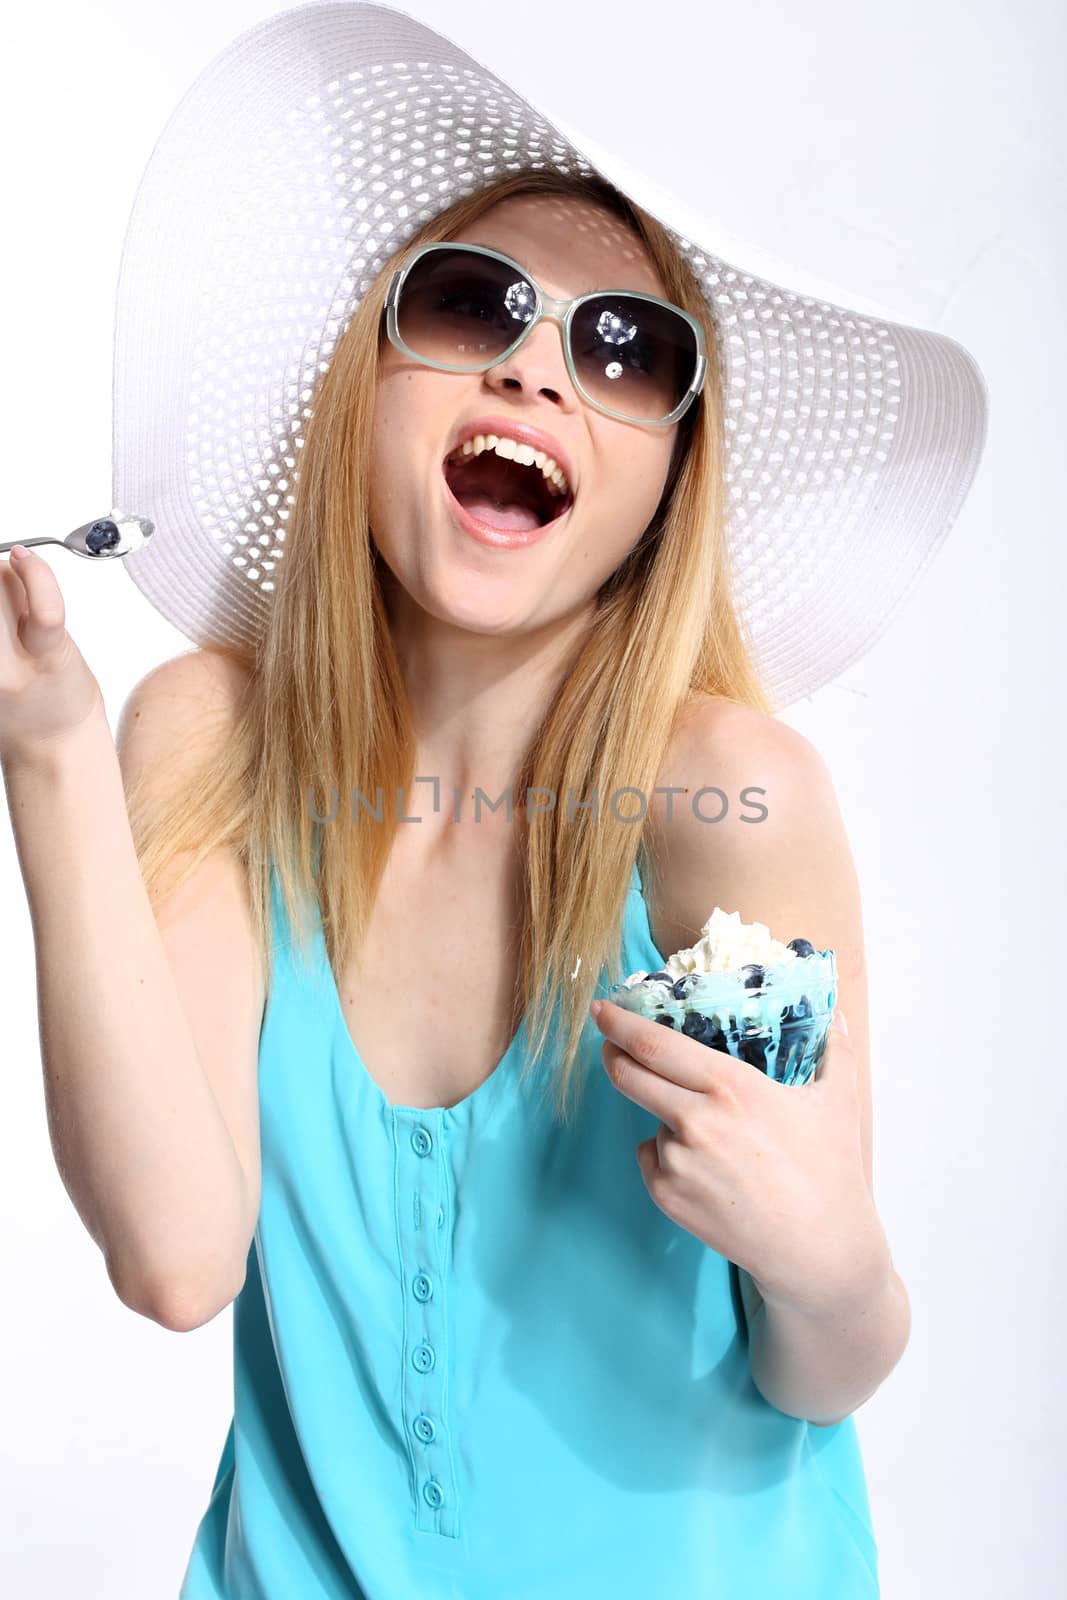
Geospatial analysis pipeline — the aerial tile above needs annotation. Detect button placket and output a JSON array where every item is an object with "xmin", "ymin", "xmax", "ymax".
[{"xmin": 395, "ymin": 1110, "xmax": 457, "ymax": 1537}]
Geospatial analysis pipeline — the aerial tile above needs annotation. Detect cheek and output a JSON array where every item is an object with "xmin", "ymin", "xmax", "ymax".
[
  {"xmin": 366, "ymin": 430, "xmax": 400, "ymax": 520},
  {"xmin": 631, "ymin": 452, "xmax": 673, "ymax": 518},
  {"xmin": 587, "ymin": 448, "xmax": 672, "ymax": 546},
  {"xmin": 367, "ymin": 385, "xmax": 424, "ymax": 531},
  {"xmin": 367, "ymin": 369, "xmax": 458, "ymax": 526}
]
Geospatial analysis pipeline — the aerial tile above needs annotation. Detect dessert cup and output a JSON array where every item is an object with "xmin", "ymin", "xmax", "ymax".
[{"xmin": 610, "ymin": 928, "xmax": 837, "ymax": 1088}]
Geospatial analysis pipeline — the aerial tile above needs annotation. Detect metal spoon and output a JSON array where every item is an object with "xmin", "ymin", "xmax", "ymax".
[{"xmin": 0, "ymin": 511, "xmax": 154, "ymax": 560}]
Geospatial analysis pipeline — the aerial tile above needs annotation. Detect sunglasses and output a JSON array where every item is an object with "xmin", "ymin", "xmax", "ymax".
[{"xmin": 382, "ymin": 242, "xmax": 707, "ymax": 428}]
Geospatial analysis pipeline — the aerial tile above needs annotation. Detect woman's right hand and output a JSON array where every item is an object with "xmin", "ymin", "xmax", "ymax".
[{"xmin": 0, "ymin": 546, "xmax": 106, "ymax": 767}]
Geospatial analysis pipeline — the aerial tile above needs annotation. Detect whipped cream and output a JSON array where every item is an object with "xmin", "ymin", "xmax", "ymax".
[{"xmin": 622, "ymin": 905, "xmax": 799, "ymax": 988}]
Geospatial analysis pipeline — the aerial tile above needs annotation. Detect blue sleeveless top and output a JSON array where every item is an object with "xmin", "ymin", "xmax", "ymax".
[{"xmin": 180, "ymin": 857, "xmax": 880, "ymax": 1597}]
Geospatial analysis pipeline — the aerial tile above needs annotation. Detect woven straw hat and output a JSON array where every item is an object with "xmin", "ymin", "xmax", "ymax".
[{"xmin": 111, "ymin": 0, "xmax": 988, "ymax": 710}]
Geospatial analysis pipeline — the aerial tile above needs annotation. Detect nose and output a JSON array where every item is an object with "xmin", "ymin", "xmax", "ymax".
[{"xmin": 483, "ymin": 314, "xmax": 579, "ymax": 411}]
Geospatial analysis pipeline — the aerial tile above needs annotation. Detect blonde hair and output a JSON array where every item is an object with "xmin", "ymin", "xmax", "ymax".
[{"xmin": 126, "ymin": 166, "xmax": 772, "ymax": 1125}]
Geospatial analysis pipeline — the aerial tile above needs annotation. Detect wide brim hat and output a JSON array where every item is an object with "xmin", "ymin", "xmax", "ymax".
[{"xmin": 111, "ymin": 0, "xmax": 989, "ymax": 711}]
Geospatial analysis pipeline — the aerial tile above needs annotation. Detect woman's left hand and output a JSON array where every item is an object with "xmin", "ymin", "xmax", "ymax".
[{"xmin": 591, "ymin": 999, "xmax": 889, "ymax": 1315}]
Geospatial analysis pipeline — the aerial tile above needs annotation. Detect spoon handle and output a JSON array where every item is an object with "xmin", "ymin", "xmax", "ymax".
[{"xmin": 0, "ymin": 535, "xmax": 60, "ymax": 555}]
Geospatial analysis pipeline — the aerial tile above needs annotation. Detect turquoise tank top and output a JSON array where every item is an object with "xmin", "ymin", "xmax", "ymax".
[{"xmin": 180, "ymin": 857, "xmax": 880, "ymax": 1597}]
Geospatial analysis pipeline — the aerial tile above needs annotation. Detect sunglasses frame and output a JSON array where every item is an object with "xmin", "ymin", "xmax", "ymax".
[{"xmin": 382, "ymin": 241, "xmax": 708, "ymax": 429}]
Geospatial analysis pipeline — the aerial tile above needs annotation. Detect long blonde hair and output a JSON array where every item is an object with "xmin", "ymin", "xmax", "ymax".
[{"xmin": 125, "ymin": 166, "xmax": 772, "ymax": 1125}]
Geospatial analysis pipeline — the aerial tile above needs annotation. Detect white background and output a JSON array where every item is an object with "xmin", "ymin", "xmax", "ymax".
[{"xmin": 1, "ymin": 1, "xmax": 1061, "ymax": 1594}]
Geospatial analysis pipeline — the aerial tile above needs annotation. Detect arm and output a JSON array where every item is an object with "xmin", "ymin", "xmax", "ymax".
[
  {"xmin": 2, "ymin": 655, "xmax": 262, "ymax": 1329},
  {"xmin": 653, "ymin": 695, "xmax": 911, "ymax": 1423},
  {"xmin": 747, "ymin": 1253, "xmax": 911, "ymax": 1426}
]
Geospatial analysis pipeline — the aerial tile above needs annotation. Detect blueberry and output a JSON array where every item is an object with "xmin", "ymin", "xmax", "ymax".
[
  {"xmin": 738, "ymin": 1029, "xmax": 769, "ymax": 1073},
  {"xmin": 700, "ymin": 1017, "xmax": 728, "ymax": 1053},
  {"xmin": 647, "ymin": 970, "xmax": 673, "ymax": 984},
  {"xmin": 740, "ymin": 963, "xmax": 764, "ymax": 990},
  {"xmin": 671, "ymin": 973, "xmax": 699, "ymax": 1000},
  {"xmin": 654, "ymin": 1013, "xmax": 676, "ymax": 1029},
  {"xmin": 682, "ymin": 1009, "xmax": 710, "ymax": 1040},
  {"xmin": 86, "ymin": 518, "xmax": 120, "ymax": 554},
  {"xmin": 784, "ymin": 994, "xmax": 813, "ymax": 1023},
  {"xmin": 788, "ymin": 937, "xmax": 815, "ymax": 958}
]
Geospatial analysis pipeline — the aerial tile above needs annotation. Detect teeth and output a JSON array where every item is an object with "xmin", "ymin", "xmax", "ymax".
[{"xmin": 456, "ymin": 433, "xmax": 571, "ymax": 498}]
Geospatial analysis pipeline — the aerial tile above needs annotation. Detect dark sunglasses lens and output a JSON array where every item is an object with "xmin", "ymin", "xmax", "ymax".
[
  {"xmin": 571, "ymin": 295, "xmax": 698, "ymax": 421},
  {"xmin": 396, "ymin": 248, "xmax": 531, "ymax": 367}
]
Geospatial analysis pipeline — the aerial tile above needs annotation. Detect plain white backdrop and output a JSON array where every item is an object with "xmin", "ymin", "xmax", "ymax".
[{"xmin": 1, "ymin": 1, "xmax": 1061, "ymax": 1593}]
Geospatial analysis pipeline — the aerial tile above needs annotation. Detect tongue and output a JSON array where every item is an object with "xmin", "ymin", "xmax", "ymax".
[
  {"xmin": 454, "ymin": 493, "xmax": 543, "ymax": 532},
  {"xmin": 445, "ymin": 449, "xmax": 550, "ymax": 532}
]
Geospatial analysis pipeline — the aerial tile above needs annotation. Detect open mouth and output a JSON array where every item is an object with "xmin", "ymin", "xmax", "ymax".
[{"xmin": 441, "ymin": 443, "xmax": 575, "ymax": 532}]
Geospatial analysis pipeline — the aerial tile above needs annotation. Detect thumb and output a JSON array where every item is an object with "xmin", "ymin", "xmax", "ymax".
[{"xmin": 9, "ymin": 548, "xmax": 68, "ymax": 659}]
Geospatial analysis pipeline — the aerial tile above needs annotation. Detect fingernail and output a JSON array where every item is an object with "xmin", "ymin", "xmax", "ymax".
[
  {"xmin": 11, "ymin": 545, "xmax": 28, "ymax": 559},
  {"xmin": 590, "ymin": 1000, "xmax": 603, "ymax": 1021}
]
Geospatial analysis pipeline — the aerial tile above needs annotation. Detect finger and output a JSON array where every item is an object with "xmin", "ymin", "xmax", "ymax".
[
  {"xmin": 600, "ymin": 1037, "xmax": 714, "ymax": 1133},
  {"xmin": 0, "ymin": 558, "xmax": 26, "ymax": 639},
  {"xmin": 4, "ymin": 548, "xmax": 66, "ymax": 658},
  {"xmin": 592, "ymin": 998, "xmax": 727, "ymax": 1093},
  {"xmin": 636, "ymin": 1135, "xmax": 660, "ymax": 1184}
]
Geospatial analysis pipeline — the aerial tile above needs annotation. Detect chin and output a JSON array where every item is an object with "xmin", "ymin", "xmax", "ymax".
[{"xmin": 378, "ymin": 552, "xmax": 535, "ymax": 632}]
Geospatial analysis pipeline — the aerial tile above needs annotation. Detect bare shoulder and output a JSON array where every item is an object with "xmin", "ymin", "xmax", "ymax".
[
  {"xmin": 666, "ymin": 691, "xmax": 829, "ymax": 799},
  {"xmin": 117, "ymin": 647, "xmax": 253, "ymax": 763},
  {"xmin": 671, "ymin": 690, "xmax": 845, "ymax": 857},
  {"xmin": 646, "ymin": 694, "xmax": 836, "ymax": 947},
  {"xmin": 116, "ymin": 648, "xmax": 254, "ymax": 831},
  {"xmin": 115, "ymin": 645, "xmax": 259, "ymax": 917}
]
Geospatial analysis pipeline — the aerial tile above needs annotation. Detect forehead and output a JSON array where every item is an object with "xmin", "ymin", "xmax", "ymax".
[{"xmin": 448, "ymin": 193, "xmax": 668, "ymax": 302}]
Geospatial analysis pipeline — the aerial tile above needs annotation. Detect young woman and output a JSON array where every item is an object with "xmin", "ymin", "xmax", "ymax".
[{"xmin": 0, "ymin": 7, "xmax": 987, "ymax": 1596}]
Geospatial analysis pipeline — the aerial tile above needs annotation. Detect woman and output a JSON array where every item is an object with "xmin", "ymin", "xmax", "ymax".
[{"xmin": 0, "ymin": 5, "xmax": 987, "ymax": 1597}]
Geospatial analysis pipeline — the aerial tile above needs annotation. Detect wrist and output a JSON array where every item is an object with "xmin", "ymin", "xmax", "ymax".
[{"xmin": 1, "ymin": 693, "xmax": 110, "ymax": 781}]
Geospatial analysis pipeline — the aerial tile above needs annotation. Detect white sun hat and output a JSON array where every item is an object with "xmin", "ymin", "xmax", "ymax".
[{"xmin": 111, "ymin": 0, "xmax": 989, "ymax": 711}]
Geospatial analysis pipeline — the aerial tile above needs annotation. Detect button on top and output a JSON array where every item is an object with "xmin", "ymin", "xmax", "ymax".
[
  {"xmin": 412, "ymin": 1272, "xmax": 433, "ymax": 1302},
  {"xmin": 411, "ymin": 1127, "xmax": 433, "ymax": 1157},
  {"xmin": 412, "ymin": 1343, "xmax": 436, "ymax": 1373},
  {"xmin": 423, "ymin": 1478, "xmax": 445, "ymax": 1509}
]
